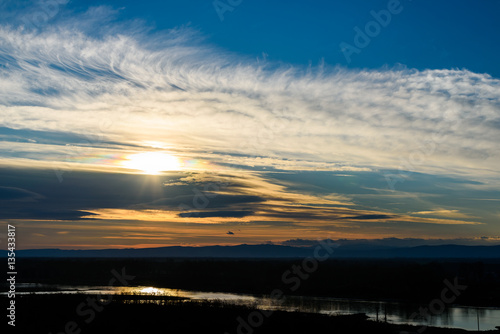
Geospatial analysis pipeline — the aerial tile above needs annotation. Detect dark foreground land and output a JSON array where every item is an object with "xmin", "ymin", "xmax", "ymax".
[
  {"xmin": 12, "ymin": 258, "xmax": 500, "ymax": 306},
  {"xmin": 4, "ymin": 294, "xmax": 498, "ymax": 334}
]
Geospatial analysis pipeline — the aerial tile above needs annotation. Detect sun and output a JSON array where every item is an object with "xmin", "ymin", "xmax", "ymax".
[{"xmin": 122, "ymin": 152, "xmax": 181, "ymax": 174}]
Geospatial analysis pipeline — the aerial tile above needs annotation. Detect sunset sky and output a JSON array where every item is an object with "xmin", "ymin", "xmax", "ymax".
[{"xmin": 1, "ymin": 0, "xmax": 499, "ymax": 249}]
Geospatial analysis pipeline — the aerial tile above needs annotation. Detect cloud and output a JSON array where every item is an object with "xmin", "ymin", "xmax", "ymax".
[
  {"xmin": 411, "ymin": 209, "xmax": 475, "ymax": 219},
  {"xmin": 281, "ymin": 237, "xmax": 500, "ymax": 248},
  {"xmin": 339, "ymin": 214, "xmax": 395, "ymax": 220},
  {"xmin": 0, "ymin": 166, "xmax": 481, "ymax": 231},
  {"xmin": 0, "ymin": 186, "xmax": 43, "ymax": 201},
  {"xmin": 0, "ymin": 5, "xmax": 498, "ymax": 248},
  {"xmin": 179, "ymin": 210, "xmax": 254, "ymax": 218},
  {"xmin": 0, "ymin": 7, "xmax": 498, "ymax": 184}
]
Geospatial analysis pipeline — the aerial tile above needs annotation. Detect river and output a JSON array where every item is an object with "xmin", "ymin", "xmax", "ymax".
[{"xmin": 6, "ymin": 283, "xmax": 500, "ymax": 331}]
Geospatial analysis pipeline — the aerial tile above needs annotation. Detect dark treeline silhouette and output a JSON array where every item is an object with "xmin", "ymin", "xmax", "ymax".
[{"xmin": 10, "ymin": 258, "xmax": 500, "ymax": 306}]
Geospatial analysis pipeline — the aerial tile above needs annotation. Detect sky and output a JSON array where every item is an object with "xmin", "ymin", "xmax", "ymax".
[{"xmin": 0, "ymin": 0, "xmax": 499, "ymax": 249}]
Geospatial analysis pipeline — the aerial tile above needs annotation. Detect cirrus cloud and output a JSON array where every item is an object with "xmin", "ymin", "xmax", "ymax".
[{"xmin": 0, "ymin": 8, "xmax": 498, "ymax": 183}]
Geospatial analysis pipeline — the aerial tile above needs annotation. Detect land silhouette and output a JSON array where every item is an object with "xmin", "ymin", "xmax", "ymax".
[{"xmin": 4, "ymin": 249, "xmax": 500, "ymax": 333}]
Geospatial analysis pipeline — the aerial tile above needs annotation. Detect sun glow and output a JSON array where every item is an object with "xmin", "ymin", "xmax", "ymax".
[{"xmin": 122, "ymin": 152, "xmax": 181, "ymax": 174}]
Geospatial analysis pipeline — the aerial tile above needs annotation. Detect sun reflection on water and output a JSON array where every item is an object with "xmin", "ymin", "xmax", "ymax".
[{"xmin": 139, "ymin": 287, "xmax": 163, "ymax": 295}]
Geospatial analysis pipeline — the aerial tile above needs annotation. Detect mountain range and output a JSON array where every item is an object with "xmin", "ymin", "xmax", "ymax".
[{"xmin": 3, "ymin": 243, "xmax": 500, "ymax": 258}]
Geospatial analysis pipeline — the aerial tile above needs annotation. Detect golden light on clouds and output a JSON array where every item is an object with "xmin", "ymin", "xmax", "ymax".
[{"xmin": 122, "ymin": 152, "xmax": 181, "ymax": 174}]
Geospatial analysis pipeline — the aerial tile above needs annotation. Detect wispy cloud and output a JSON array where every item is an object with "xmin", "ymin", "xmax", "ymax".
[
  {"xmin": 411, "ymin": 209, "xmax": 475, "ymax": 219},
  {"xmin": 1, "ymin": 6, "xmax": 499, "ymax": 248},
  {"xmin": 0, "ymin": 7, "xmax": 499, "ymax": 183}
]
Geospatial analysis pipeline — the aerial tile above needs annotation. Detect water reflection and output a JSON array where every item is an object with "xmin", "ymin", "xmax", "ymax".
[
  {"xmin": 5, "ymin": 284, "xmax": 500, "ymax": 331},
  {"xmin": 137, "ymin": 287, "xmax": 164, "ymax": 295}
]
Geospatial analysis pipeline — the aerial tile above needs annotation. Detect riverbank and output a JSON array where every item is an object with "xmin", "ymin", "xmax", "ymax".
[
  {"xmin": 14, "ymin": 258, "xmax": 500, "ymax": 307},
  {"xmin": 5, "ymin": 294, "xmax": 499, "ymax": 334}
]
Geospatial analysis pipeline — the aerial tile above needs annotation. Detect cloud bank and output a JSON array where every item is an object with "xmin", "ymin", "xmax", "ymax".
[
  {"xmin": 0, "ymin": 8, "xmax": 499, "ymax": 183},
  {"xmin": 0, "ymin": 6, "xmax": 499, "ymax": 248}
]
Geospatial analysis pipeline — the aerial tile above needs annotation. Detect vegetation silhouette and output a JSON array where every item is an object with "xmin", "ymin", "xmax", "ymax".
[
  {"xmin": 6, "ymin": 294, "xmax": 497, "ymax": 334},
  {"xmin": 12, "ymin": 258, "xmax": 500, "ymax": 306}
]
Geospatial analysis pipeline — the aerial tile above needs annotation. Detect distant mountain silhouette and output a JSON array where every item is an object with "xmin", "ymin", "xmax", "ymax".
[{"xmin": 3, "ymin": 243, "xmax": 500, "ymax": 258}]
